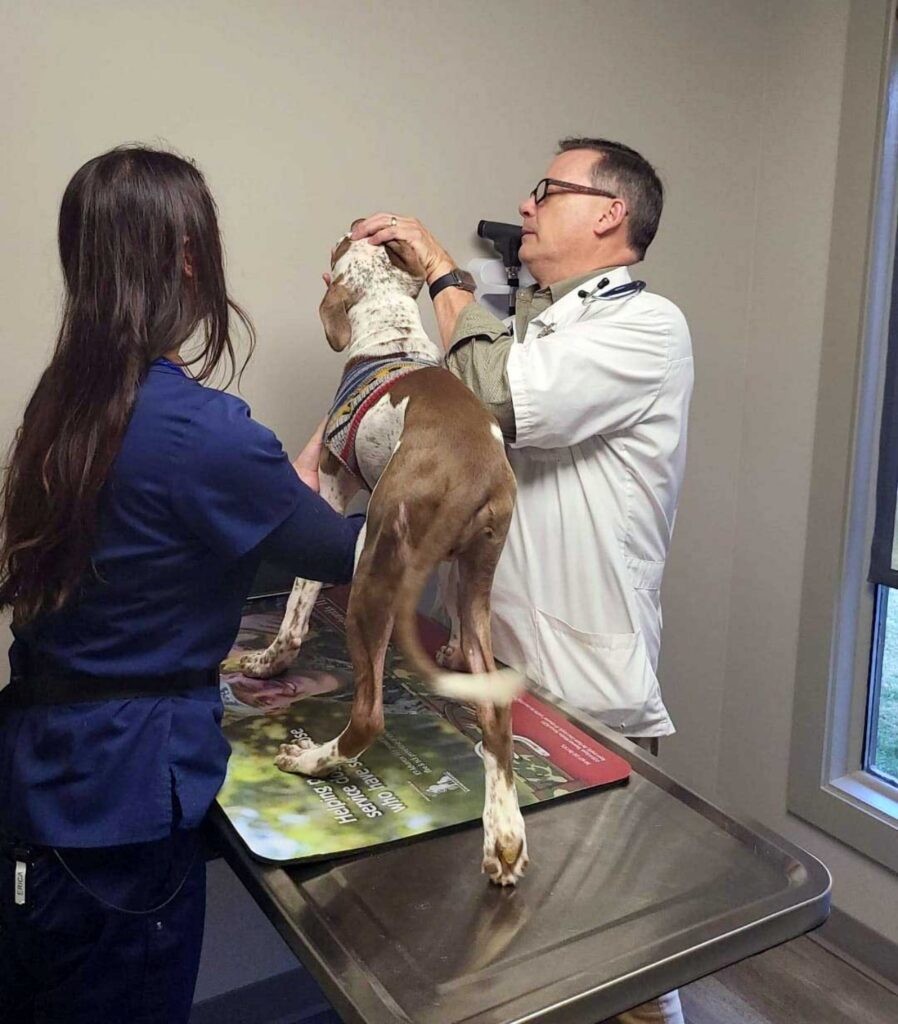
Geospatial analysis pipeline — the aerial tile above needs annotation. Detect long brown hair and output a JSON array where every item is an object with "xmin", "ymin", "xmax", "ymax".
[{"xmin": 0, "ymin": 145, "xmax": 254, "ymax": 625}]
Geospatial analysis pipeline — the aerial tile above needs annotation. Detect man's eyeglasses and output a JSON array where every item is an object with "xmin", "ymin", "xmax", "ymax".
[{"xmin": 530, "ymin": 178, "xmax": 618, "ymax": 205}]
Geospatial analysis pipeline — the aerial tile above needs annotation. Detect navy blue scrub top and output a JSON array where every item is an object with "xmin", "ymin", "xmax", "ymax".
[{"xmin": 0, "ymin": 358, "xmax": 361, "ymax": 847}]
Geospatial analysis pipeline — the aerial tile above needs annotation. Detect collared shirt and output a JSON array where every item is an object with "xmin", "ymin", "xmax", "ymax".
[
  {"xmin": 446, "ymin": 269, "xmax": 615, "ymax": 440},
  {"xmin": 0, "ymin": 359, "xmax": 360, "ymax": 846}
]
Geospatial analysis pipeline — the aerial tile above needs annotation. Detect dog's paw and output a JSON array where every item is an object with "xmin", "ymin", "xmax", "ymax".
[
  {"xmin": 482, "ymin": 816, "xmax": 529, "ymax": 887},
  {"xmin": 274, "ymin": 738, "xmax": 341, "ymax": 777},
  {"xmin": 240, "ymin": 646, "xmax": 293, "ymax": 678},
  {"xmin": 435, "ymin": 642, "xmax": 467, "ymax": 671},
  {"xmin": 482, "ymin": 808, "xmax": 528, "ymax": 887}
]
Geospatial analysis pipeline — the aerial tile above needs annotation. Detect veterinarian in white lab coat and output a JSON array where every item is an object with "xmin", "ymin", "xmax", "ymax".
[{"xmin": 353, "ymin": 135, "xmax": 693, "ymax": 1024}]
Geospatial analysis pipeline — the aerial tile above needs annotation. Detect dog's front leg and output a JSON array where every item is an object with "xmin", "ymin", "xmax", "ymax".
[
  {"xmin": 239, "ymin": 575, "xmax": 323, "ymax": 678},
  {"xmin": 240, "ymin": 453, "xmax": 360, "ymax": 678},
  {"xmin": 434, "ymin": 562, "xmax": 467, "ymax": 671}
]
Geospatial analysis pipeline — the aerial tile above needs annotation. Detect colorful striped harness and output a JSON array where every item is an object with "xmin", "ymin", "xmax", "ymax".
[{"xmin": 324, "ymin": 353, "xmax": 439, "ymax": 486}]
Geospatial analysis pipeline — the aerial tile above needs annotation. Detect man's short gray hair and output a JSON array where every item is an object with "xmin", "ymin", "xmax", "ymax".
[{"xmin": 558, "ymin": 137, "xmax": 663, "ymax": 260}]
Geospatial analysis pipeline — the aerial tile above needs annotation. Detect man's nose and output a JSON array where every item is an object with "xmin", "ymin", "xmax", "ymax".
[{"xmin": 519, "ymin": 192, "xmax": 536, "ymax": 218}]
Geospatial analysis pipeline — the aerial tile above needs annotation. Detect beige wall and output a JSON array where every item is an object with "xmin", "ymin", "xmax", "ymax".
[{"xmin": 3, "ymin": 0, "xmax": 897, "ymax": 999}]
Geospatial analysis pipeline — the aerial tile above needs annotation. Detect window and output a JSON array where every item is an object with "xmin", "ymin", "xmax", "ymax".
[{"xmin": 868, "ymin": 587, "xmax": 898, "ymax": 785}]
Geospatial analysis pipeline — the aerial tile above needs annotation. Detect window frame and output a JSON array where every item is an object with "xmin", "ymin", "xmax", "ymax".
[{"xmin": 788, "ymin": 0, "xmax": 898, "ymax": 872}]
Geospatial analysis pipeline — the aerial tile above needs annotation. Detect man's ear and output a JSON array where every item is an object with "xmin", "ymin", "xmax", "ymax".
[
  {"xmin": 319, "ymin": 278, "xmax": 355, "ymax": 351},
  {"xmin": 384, "ymin": 238, "xmax": 426, "ymax": 282},
  {"xmin": 594, "ymin": 198, "xmax": 628, "ymax": 238}
]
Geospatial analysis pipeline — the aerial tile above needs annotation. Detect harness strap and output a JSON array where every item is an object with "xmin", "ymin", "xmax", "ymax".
[{"xmin": 324, "ymin": 354, "xmax": 439, "ymax": 487}]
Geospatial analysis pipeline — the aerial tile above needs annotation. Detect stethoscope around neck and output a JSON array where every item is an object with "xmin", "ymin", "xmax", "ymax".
[
  {"xmin": 577, "ymin": 276, "xmax": 647, "ymax": 305},
  {"xmin": 531, "ymin": 276, "xmax": 647, "ymax": 338}
]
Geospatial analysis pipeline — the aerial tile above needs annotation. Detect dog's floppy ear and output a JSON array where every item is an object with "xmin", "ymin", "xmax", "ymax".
[
  {"xmin": 331, "ymin": 235, "xmax": 353, "ymax": 268},
  {"xmin": 384, "ymin": 238, "xmax": 426, "ymax": 282},
  {"xmin": 319, "ymin": 278, "xmax": 355, "ymax": 352}
]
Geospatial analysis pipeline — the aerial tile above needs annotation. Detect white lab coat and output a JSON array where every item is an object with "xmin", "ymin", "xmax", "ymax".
[{"xmin": 490, "ymin": 266, "xmax": 693, "ymax": 737}]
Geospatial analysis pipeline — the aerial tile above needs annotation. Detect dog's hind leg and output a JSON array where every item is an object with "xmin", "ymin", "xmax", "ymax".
[
  {"xmin": 240, "ymin": 454, "xmax": 361, "ymax": 679},
  {"xmin": 478, "ymin": 702, "xmax": 527, "ymax": 886},
  {"xmin": 458, "ymin": 535, "xmax": 528, "ymax": 886},
  {"xmin": 275, "ymin": 527, "xmax": 398, "ymax": 777}
]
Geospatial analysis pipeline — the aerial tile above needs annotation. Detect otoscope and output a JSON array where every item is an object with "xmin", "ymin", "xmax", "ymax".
[{"xmin": 477, "ymin": 220, "xmax": 523, "ymax": 315}]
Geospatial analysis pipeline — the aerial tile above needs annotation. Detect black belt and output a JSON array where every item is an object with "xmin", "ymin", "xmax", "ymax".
[{"xmin": 1, "ymin": 660, "xmax": 219, "ymax": 709}]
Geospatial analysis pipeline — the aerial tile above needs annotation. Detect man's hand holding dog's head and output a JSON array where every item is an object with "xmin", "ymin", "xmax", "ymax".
[{"xmin": 350, "ymin": 213, "xmax": 454, "ymax": 286}]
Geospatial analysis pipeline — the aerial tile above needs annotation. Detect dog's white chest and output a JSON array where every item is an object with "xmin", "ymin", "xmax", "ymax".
[{"xmin": 354, "ymin": 394, "xmax": 409, "ymax": 486}]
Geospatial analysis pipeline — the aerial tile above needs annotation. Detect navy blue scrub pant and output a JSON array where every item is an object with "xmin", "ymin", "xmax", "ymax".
[{"xmin": 0, "ymin": 829, "xmax": 205, "ymax": 1023}]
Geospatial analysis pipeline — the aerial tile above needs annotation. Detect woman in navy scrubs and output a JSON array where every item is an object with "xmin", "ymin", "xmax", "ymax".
[{"xmin": 0, "ymin": 146, "xmax": 362, "ymax": 1022}]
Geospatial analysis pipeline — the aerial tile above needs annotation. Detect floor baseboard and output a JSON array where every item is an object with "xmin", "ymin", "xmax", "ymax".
[{"xmin": 809, "ymin": 906, "xmax": 898, "ymax": 997}]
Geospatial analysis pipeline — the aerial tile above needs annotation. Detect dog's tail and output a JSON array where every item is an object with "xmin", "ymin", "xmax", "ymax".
[{"xmin": 389, "ymin": 516, "xmax": 526, "ymax": 708}]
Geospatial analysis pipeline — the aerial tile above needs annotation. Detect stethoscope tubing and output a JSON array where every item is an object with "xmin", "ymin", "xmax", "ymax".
[{"xmin": 530, "ymin": 279, "xmax": 648, "ymax": 338}]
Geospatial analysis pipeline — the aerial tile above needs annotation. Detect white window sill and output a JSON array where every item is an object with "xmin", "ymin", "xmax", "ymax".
[{"xmin": 826, "ymin": 771, "xmax": 898, "ymax": 830}]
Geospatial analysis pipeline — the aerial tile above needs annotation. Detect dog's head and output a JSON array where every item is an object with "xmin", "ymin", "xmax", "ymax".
[{"xmin": 319, "ymin": 223, "xmax": 426, "ymax": 352}]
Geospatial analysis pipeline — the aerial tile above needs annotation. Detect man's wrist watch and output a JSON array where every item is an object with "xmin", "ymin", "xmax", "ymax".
[{"xmin": 429, "ymin": 268, "xmax": 476, "ymax": 301}]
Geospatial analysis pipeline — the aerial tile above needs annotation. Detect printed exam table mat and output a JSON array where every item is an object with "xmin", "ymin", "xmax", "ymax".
[{"xmin": 216, "ymin": 586, "xmax": 631, "ymax": 864}]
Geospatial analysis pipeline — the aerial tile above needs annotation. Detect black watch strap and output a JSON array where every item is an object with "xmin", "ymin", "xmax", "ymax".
[{"xmin": 429, "ymin": 268, "xmax": 476, "ymax": 301}]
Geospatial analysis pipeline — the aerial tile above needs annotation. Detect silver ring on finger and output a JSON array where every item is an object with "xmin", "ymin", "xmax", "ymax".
[{"xmin": 390, "ymin": 215, "xmax": 398, "ymax": 227}]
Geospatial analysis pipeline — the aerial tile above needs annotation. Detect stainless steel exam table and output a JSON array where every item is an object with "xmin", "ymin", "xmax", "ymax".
[{"xmin": 210, "ymin": 667, "xmax": 829, "ymax": 1022}]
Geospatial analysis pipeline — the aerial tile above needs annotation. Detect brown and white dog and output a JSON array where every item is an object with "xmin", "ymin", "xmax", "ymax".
[{"xmin": 240, "ymin": 232, "xmax": 528, "ymax": 885}]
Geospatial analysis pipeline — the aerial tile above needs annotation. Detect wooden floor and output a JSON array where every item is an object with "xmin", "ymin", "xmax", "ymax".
[
  {"xmin": 189, "ymin": 932, "xmax": 898, "ymax": 1024},
  {"xmin": 680, "ymin": 936, "xmax": 898, "ymax": 1024}
]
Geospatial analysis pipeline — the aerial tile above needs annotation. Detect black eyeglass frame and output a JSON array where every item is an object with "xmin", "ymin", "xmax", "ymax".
[{"xmin": 530, "ymin": 178, "xmax": 619, "ymax": 205}]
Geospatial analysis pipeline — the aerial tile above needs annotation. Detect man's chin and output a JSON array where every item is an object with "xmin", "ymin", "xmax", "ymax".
[{"xmin": 519, "ymin": 237, "xmax": 540, "ymax": 269}]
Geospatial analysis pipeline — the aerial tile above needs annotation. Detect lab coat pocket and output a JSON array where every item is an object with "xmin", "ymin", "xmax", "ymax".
[{"xmin": 534, "ymin": 608, "xmax": 654, "ymax": 732}]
